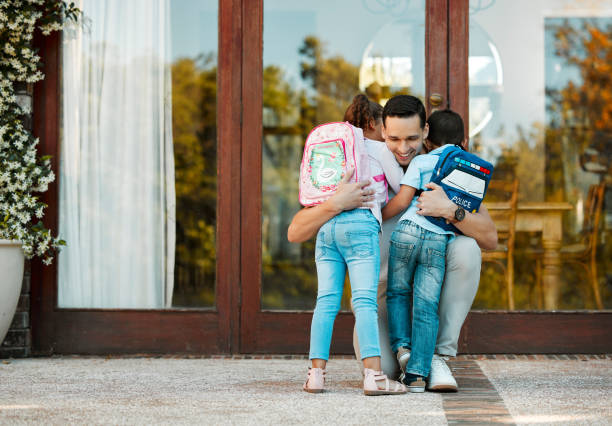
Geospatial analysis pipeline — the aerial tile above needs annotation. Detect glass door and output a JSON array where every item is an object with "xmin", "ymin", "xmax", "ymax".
[
  {"xmin": 241, "ymin": 0, "xmax": 461, "ymax": 353},
  {"xmin": 460, "ymin": 0, "xmax": 612, "ymax": 354},
  {"xmin": 31, "ymin": 0, "xmax": 242, "ymax": 354}
]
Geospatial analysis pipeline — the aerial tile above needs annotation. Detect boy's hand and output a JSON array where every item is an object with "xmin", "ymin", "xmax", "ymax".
[
  {"xmin": 328, "ymin": 168, "xmax": 374, "ymax": 213},
  {"xmin": 415, "ymin": 182, "xmax": 456, "ymax": 221}
]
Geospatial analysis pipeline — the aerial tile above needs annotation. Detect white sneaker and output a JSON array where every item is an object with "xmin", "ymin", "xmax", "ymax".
[
  {"xmin": 427, "ymin": 354, "xmax": 458, "ymax": 392},
  {"xmin": 396, "ymin": 347, "xmax": 411, "ymax": 381}
]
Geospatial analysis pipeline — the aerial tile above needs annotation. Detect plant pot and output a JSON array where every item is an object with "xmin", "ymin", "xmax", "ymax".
[{"xmin": 0, "ymin": 240, "xmax": 24, "ymax": 345}]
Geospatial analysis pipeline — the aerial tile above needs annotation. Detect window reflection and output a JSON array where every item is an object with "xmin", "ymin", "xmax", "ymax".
[
  {"xmin": 469, "ymin": 0, "xmax": 612, "ymax": 310},
  {"xmin": 170, "ymin": 0, "xmax": 218, "ymax": 307},
  {"xmin": 262, "ymin": 0, "xmax": 425, "ymax": 309}
]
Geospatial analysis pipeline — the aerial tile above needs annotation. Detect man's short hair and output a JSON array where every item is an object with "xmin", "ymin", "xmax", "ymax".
[
  {"xmin": 426, "ymin": 109, "xmax": 465, "ymax": 147},
  {"xmin": 382, "ymin": 95, "xmax": 426, "ymax": 129}
]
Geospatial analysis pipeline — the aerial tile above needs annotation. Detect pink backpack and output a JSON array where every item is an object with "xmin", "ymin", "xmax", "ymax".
[{"xmin": 299, "ymin": 122, "xmax": 371, "ymax": 207}]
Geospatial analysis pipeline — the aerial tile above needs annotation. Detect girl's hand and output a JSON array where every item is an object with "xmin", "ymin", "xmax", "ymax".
[
  {"xmin": 415, "ymin": 182, "xmax": 456, "ymax": 220},
  {"xmin": 329, "ymin": 168, "xmax": 375, "ymax": 212}
]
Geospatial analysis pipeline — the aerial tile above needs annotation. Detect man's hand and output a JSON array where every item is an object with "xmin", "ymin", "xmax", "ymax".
[
  {"xmin": 415, "ymin": 182, "xmax": 456, "ymax": 221},
  {"xmin": 287, "ymin": 168, "xmax": 375, "ymax": 243},
  {"xmin": 328, "ymin": 168, "xmax": 375, "ymax": 213}
]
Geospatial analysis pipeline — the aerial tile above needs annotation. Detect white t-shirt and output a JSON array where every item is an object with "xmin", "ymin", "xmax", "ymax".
[{"xmin": 363, "ymin": 138, "xmax": 404, "ymax": 226}]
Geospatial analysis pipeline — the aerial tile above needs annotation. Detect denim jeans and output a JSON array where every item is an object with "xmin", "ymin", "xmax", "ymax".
[
  {"xmin": 387, "ymin": 219, "xmax": 448, "ymax": 377},
  {"xmin": 309, "ymin": 209, "xmax": 381, "ymax": 361}
]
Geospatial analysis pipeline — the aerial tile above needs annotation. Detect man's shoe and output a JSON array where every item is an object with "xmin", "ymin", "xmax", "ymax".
[
  {"xmin": 401, "ymin": 372, "xmax": 426, "ymax": 393},
  {"xmin": 427, "ymin": 354, "xmax": 458, "ymax": 392}
]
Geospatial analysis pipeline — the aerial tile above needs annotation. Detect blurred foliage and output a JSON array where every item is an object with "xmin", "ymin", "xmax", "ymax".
[
  {"xmin": 170, "ymin": 24, "xmax": 610, "ymax": 310},
  {"xmin": 261, "ymin": 36, "xmax": 360, "ymax": 310},
  {"xmin": 475, "ymin": 19, "xmax": 611, "ymax": 310},
  {"xmin": 171, "ymin": 55, "xmax": 217, "ymax": 307}
]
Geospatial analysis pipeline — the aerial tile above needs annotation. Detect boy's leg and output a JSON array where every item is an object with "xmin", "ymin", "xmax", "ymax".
[
  {"xmin": 387, "ymin": 222, "xmax": 420, "ymax": 354},
  {"xmin": 435, "ymin": 235, "xmax": 481, "ymax": 356},
  {"xmin": 309, "ymin": 225, "xmax": 346, "ymax": 361},
  {"xmin": 404, "ymin": 235, "xmax": 447, "ymax": 379}
]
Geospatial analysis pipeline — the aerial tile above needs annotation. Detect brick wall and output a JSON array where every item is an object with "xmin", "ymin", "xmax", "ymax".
[{"xmin": 1, "ymin": 82, "xmax": 33, "ymax": 359}]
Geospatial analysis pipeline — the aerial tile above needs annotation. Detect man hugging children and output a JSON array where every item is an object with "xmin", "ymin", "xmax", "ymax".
[{"xmin": 381, "ymin": 109, "xmax": 469, "ymax": 393}]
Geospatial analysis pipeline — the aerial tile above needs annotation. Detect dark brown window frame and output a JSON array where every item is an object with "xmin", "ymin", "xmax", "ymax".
[
  {"xmin": 30, "ymin": 0, "xmax": 243, "ymax": 355},
  {"xmin": 31, "ymin": 0, "xmax": 611, "ymax": 356}
]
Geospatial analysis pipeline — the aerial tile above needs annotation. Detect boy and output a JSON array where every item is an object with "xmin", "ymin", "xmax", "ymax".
[{"xmin": 381, "ymin": 109, "xmax": 467, "ymax": 392}]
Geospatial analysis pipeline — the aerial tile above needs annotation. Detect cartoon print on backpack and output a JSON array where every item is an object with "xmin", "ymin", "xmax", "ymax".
[{"xmin": 309, "ymin": 140, "xmax": 346, "ymax": 192}]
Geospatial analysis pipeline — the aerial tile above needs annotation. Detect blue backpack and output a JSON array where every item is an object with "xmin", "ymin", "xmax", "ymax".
[{"xmin": 423, "ymin": 145, "xmax": 494, "ymax": 234}]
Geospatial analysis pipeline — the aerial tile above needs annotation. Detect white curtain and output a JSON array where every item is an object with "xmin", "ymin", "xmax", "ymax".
[{"xmin": 58, "ymin": 0, "xmax": 176, "ymax": 308}]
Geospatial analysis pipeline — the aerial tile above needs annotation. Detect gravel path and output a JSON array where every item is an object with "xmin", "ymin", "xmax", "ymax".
[{"xmin": 0, "ymin": 358, "xmax": 445, "ymax": 425}]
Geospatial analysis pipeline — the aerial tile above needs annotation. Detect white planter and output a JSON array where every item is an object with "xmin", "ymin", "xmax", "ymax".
[{"xmin": 0, "ymin": 240, "xmax": 24, "ymax": 345}]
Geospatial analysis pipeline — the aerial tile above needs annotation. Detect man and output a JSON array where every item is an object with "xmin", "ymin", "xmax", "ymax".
[{"xmin": 288, "ymin": 95, "xmax": 497, "ymax": 391}]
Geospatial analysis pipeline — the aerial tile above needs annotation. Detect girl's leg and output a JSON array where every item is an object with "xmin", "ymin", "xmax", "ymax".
[
  {"xmin": 308, "ymin": 225, "xmax": 346, "ymax": 367},
  {"xmin": 334, "ymin": 212, "xmax": 382, "ymax": 364},
  {"xmin": 352, "ymin": 278, "xmax": 399, "ymax": 377},
  {"xmin": 435, "ymin": 235, "xmax": 481, "ymax": 356}
]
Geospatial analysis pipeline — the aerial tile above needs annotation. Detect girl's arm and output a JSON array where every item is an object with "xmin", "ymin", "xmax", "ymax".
[
  {"xmin": 382, "ymin": 185, "xmax": 417, "ymax": 221},
  {"xmin": 287, "ymin": 169, "xmax": 374, "ymax": 243},
  {"xmin": 377, "ymin": 144, "xmax": 404, "ymax": 194}
]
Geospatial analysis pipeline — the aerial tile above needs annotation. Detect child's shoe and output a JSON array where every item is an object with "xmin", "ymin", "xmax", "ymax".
[
  {"xmin": 401, "ymin": 372, "xmax": 426, "ymax": 393},
  {"xmin": 303, "ymin": 367, "xmax": 326, "ymax": 393},
  {"xmin": 396, "ymin": 347, "xmax": 411, "ymax": 380},
  {"xmin": 363, "ymin": 368, "xmax": 407, "ymax": 396}
]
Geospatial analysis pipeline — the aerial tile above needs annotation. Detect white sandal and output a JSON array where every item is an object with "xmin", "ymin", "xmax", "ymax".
[
  {"xmin": 363, "ymin": 368, "xmax": 407, "ymax": 396},
  {"xmin": 303, "ymin": 367, "xmax": 326, "ymax": 393}
]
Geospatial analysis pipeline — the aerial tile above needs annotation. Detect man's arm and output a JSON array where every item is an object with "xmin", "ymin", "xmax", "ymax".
[
  {"xmin": 287, "ymin": 169, "xmax": 374, "ymax": 243},
  {"xmin": 415, "ymin": 182, "xmax": 498, "ymax": 250}
]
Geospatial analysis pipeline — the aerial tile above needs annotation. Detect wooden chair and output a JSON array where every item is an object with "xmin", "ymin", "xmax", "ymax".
[
  {"xmin": 533, "ymin": 182, "xmax": 606, "ymax": 309},
  {"xmin": 481, "ymin": 179, "xmax": 520, "ymax": 310}
]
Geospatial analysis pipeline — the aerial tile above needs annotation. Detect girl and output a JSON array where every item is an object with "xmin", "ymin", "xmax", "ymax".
[{"xmin": 303, "ymin": 94, "xmax": 404, "ymax": 395}]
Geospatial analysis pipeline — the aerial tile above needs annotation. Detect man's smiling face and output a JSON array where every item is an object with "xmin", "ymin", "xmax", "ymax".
[{"xmin": 382, "ymin": 115, "xmax": 429, "ymax": 167}]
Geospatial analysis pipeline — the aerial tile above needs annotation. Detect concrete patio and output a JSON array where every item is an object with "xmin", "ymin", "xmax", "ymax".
[{"xmin": 0, "ymin": 355, "xmax": 610, "ymax": 425}]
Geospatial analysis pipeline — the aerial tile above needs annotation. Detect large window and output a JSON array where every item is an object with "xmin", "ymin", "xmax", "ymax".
[
  {"xmin": 261, "ymin": 0, "xmax": 426, "ymax": 309},
  {"xmin": 57, "ymin": 0, "xmax": 217, "ymax": 309},
  {"xmin": 469, "ymin": 0, "xmax": 612, "ymax": 310}
]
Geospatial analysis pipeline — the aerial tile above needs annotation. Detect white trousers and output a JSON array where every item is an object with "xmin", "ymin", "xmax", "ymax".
[{"xmin": 353, "ymin": 224, "xmax": 482, "ymax": 378}]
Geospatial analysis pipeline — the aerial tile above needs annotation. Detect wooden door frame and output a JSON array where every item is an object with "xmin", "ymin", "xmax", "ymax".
[
  {"xmin": 239, "ymin": 0, "xmax": 612, "ymax": 354},
  {"xmin": 30, "ymin": 0, "xmax": 612, "ymax": 356},
  {"xmin": 239, "ymin": 0, "xmax": 453, "ymax": 354},
  {"xmin": 446, "ymin": 0, "xmax": 612, "ymax": 353},
  {"xmin": 30, "ymin": 0, "xmax": 242, "ymax": 355}
]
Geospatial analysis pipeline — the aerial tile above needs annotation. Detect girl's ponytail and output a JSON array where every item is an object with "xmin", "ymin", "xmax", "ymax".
[{"xmin": 344, "ymin": 94, "xmax": 383, "ymax": 130}]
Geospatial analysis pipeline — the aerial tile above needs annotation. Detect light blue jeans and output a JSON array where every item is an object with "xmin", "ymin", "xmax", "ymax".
[
  {"xmin": 387, "ymin": 219, "xmax": 448, "ymax": 377},
  {"xmin": 309, "ymin": 209, "xmax": 381, "ymax": 361}
]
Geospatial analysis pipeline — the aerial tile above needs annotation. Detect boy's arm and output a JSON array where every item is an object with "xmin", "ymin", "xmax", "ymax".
[
  {"xmin": 415, "ymin": 182, "xmax": 498, "ymax": 250},
  {"xmin": 382, "ymin": 185, "xmax": 417, "ymax": 221}
]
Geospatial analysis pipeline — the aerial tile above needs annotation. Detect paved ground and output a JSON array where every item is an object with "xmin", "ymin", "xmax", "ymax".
[{"xmin": 0, "ymin": 356, "xmax": 610, "ymax": 425}]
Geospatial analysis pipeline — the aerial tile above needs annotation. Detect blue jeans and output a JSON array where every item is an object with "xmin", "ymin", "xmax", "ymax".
[
  {"xmin": 309, "ymin": 209, "xmax": 381, "ymax": 361},
  {"xmin": 387, "ymin": 219, "xmax": 448, "ymax": 377}
]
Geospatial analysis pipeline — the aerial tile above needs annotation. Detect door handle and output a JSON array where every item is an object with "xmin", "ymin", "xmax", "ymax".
[{"xmin": 429, "ymin": 93, "xmax": 444, "ymax": 110}]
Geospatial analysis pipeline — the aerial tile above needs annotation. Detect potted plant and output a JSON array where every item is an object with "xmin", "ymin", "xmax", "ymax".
[{"xmin": 0, "ymin": 1, "xmax": 78, "ymax": 344}]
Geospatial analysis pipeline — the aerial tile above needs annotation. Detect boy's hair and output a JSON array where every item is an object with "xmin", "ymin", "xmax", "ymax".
[
  {"xmin": 382, "ymin": 95, "xmax": 426, "ymax": 129},
  {"xmin": 426, "ymin": 109, "xmax": 465, "ymax": 148},
  {"xmin": 344, "ymin": 94, "xmax": 382, "ymax": 130}
]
